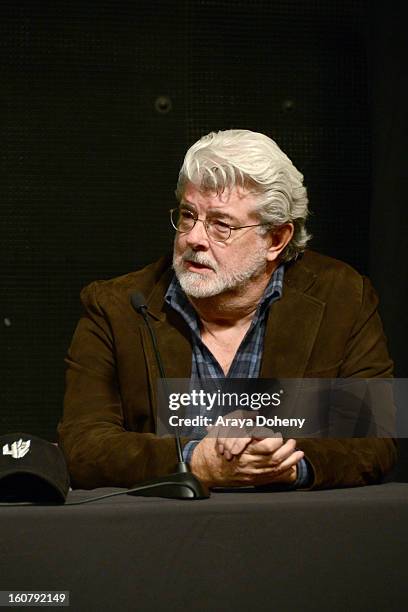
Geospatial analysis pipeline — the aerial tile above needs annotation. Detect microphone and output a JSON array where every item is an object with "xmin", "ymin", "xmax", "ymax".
[{"xmin": 127, "ymin": 292, "xmax": 209, "ymax": 500}]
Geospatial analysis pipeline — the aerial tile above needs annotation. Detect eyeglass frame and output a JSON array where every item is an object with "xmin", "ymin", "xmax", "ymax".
[{"xmin": 169, "ymin": 207, "xmax": 272, "ymax": 243}]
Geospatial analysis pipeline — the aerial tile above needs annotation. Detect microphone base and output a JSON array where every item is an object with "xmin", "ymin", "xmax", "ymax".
[{"xmin": 127, "ymin": 471, "xmax": 210, "ymax": 500}]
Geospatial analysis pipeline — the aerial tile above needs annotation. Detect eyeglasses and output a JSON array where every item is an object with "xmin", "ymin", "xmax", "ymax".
[{"xmin": 169, "ymin": 208, "xmax": 271, "ymax": 243}]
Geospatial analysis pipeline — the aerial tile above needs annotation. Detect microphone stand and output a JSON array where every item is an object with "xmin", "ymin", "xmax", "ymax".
[{"xmin": 127, "ymin": 293, "xmax": 209, "ymax": 500}]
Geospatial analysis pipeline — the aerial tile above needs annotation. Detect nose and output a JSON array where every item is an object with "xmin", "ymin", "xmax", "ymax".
[{"xmin": 185, "ymin": 219, "xmax": 210, "ymax": 249}]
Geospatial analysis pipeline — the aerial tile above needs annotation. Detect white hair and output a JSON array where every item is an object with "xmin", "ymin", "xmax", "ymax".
[{"xmin": 176, "ymin": 129, "xmax": 311, "ymax": 262}]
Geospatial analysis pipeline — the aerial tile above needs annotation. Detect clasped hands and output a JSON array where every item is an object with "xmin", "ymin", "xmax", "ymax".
[{"xmin": 190, "ymin": 410, "xmax": 304, "ymax": 488}]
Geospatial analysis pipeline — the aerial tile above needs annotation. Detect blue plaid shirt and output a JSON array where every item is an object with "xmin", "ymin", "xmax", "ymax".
[{"xmin": 165, "ymin": 265, "xmax": 310, "ymax": 488}]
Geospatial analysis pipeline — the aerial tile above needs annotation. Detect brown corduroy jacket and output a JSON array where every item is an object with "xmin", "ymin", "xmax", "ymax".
[{"xmin": 58, "ymin": 250, "xmax": 397, "ymax": 489}]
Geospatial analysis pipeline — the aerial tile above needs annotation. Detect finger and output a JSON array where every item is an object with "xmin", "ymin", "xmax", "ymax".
[
  {"xmin": 239, "ymin": 449, "xmax": 304, "ymax": 475},
  {"xmin": 216, "ymin": 428, "xmax": 248, "ymax": 451},
  {"xmin": 253, "ymin": 449, "xmax": 303, "ymax": 473},
  {"xmin": 231, "ymin": 437, "xmax": 252, "ymax": 455},
  {"xmin": 207, "ymin": 426, "xmax": 226, "ymax": 455},
  {"xmin": 246, "ymin": 439, "xmax": 297, "ymax": 467},
  {"xmin": 227, "ymin": 437, "xmax": 252, "ymax": 457},
  {"xmin": 216, "ymin": 436, "xmax": 230, "ymax": 459},
  {"xmin": 245, "ymin": 436, "xmax": 286, "ymax": 455},
  {"xmin": 272, "ymin": 449, "xmax": 304, "ymax": 474},
  {"xmin": 218, "ymin": 436, "xmax": 252, "ymax": 459},
  {"xmin": 216, "ymin": 432, "xmax": 231, "ymax": 454},
  {"xmin": 267, "ymin": 439, "xmax": 298, "ymax": 465}
]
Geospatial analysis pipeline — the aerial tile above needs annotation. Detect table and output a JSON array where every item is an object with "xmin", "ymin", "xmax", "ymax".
[{"xmin": 1, "ymin": 483, "xmax": 407, "ymax": 611}]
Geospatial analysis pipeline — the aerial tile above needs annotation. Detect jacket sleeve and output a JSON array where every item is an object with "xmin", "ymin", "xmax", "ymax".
[
  {"xmin": 297, "ymin": 276, "xmax": 397, "ymax": 489},
  {"xmin": 58, "ymin": 282, "xmax": 181, "ymax": 489}
]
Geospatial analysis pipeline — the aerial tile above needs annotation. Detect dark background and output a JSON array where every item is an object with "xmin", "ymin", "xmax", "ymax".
[{"xmin": 1, "ymin": 1, "xmax": 407, "ymax": 467}]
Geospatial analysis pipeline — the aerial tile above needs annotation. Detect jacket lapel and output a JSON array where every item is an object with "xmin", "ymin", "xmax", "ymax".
[
  {"xmin": 260, "ymin": 261, "xmax": 325, "ymax": 378},
  {"xmin": 143, "ymin": 266, "xmax": 192, "ymax": 379}
]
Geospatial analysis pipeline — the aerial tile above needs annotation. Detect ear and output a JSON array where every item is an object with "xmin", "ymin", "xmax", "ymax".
[{"xmin": 265, "ymin": 223, "xmax": 294, "ymax": 262}]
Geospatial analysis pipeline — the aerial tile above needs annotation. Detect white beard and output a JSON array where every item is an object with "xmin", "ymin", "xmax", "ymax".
[{"xmin": 173, "ymin": 246, "xmax": 268, "ymax": 298}]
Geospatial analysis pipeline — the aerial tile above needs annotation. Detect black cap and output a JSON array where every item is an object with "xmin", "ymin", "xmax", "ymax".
[{"xmin": 0, "ymin": 432, "xmax": 70, "ymax": 503}]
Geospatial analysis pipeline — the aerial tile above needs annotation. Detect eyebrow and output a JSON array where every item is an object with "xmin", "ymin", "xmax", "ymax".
[{"xmin": 179, "ymin": 201, "xmax": 241, "ymax": 225}]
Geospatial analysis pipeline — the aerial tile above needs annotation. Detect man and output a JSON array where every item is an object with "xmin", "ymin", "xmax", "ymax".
[{"xmin": 58, "ymin": 129, "xmax": 396, "ymax": 490}]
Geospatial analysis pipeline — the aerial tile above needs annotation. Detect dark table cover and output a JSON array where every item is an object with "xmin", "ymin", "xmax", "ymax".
[{"xmin": 0, "ymin": 483, "xmax": 407, "ymax": 611}]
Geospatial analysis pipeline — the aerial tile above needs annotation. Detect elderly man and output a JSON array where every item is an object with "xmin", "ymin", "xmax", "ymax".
[{"xmin": 58, "ymin": 129, "xmax": 396, "ymax": 490}]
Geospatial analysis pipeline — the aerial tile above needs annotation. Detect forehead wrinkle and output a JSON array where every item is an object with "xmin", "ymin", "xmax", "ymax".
[
  {"xmin": 181, "ymin": 186, "xmax": 259, "ymax": 223},
  {"xmin": 180, "ymin": 201, "xmax": 241, "ymax": 224},
  {"xmin": 203, "ymin": 207, "xmax": 240, "ymax": 223}
]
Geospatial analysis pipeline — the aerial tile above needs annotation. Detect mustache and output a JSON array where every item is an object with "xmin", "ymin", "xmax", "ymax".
[{"xmin": 181, "ymin": 249, "xmax": 218, "ymax": 272}]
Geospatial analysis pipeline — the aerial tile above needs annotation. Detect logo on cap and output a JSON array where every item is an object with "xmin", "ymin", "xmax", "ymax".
[{"xmin": 2, "ymin": 439, "xmax": 31, "ymax": 459}]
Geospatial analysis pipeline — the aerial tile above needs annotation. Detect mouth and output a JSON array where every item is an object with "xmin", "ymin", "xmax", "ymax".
[{"xmin": 184, "ymin": 259, "xmax": 215, "ymax": 273}]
